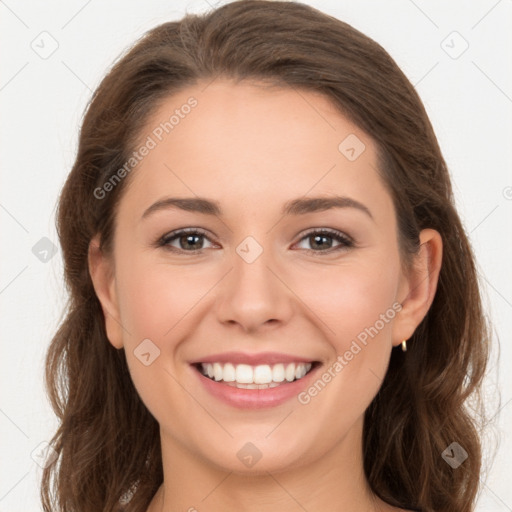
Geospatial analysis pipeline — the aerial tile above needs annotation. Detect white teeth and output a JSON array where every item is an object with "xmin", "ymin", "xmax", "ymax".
[
  {"xmin": 295, "ymin": 364, "xmax": 307, "ymax": 380},
  {"xmin": 223, "ymin": 363, "xmax": 236, "ymax": 382},
  {"xmin": 272, "ymin": 363, "xmax": 285, "ymax": 382},
  {"xmin": 200, "ymin": 362, "xmax": 313, "ymax": 386},
  {"xmin": 236, "ymin": 364, "xmax": 253, "ymax": 383},
  {"xmin": 285, "ymin": 363, "xmax": 296, "ymax": 382},
  {"xmin": 253, "ymin": 364, "xmax": 273, "ymax": 384},
  {"xmin": 213, "ymin": 362, "xmax": 223, "ymax": 381}
]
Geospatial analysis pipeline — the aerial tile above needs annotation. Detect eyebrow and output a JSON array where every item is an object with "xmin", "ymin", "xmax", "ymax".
[{"xmin": 141, "ymin": 195, "xmax": 374, "ymax": 221}]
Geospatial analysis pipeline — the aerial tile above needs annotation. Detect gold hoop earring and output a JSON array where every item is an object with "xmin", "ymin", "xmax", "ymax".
[{"xmin": 401, "ymin": 339, "xmax": 407, "ymax": 352}]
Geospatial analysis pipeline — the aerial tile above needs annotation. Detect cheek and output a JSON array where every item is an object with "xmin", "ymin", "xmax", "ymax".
[
  {"xmin": 115, "ymin": 257, "xmax": 217, "ymax": 345},
  {"xmin": 113, "ymin": 257, "xmax": 213, "ymax": 423},
  {"xmin": 293, "ymin": 258, "xmax": 400, "ymax": 350},
  {"xmin": 291, "ymin": 258, "xmax": 400, "ymax": 419}
]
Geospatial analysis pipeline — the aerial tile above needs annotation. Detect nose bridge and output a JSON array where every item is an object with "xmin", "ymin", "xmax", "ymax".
[
  {"xmin": 215, "ymin": 233, "xmax": 294, "ymax": 331},
  {"xmin": 232, "ymin": 233, "xmax": 280, "ymax": 303}
]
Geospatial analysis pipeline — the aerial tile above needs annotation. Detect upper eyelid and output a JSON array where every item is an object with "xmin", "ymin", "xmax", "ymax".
[
  {"xmin": 299, "ymin": 227, "xmax": 351, "ymax": 239},
  {"xmin": 161, "ymin": 228, "xmax": 216, "ymax": 245},
  {"xmin": 161, "ymin": 227, "xmax": 349, "ymax": 239}
]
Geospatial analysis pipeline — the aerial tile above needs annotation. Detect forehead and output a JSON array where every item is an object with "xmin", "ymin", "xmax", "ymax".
[{"xmin": 119, "ymin": 79, "xmax": 391, "ymax": 221}]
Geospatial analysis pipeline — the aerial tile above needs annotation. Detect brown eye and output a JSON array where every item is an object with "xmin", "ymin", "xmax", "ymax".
[
  {"xmin": 159, "ymin": 228, "xmax": 215, "ymax": 252},
  {"xmin": 295, "ymin": 229, "xmax": 353, "ymax": 252}
]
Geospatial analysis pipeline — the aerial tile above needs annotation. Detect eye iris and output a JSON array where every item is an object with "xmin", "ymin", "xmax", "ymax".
[
  {"xmin": 310, "ymin": 234, "xmax": 333, "ymax": 250},
  {"xmin": 180, "ymin": 234, "xmax": 203, "ymax": 250}
]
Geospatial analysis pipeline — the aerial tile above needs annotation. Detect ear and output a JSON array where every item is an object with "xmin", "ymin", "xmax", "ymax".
[
  {"xmin": 88, "ymin": 234, "xmax": 124, "ymax": 349},
  {"xmin": 392, "ymin": 228, "xmax": 443, "ymax": 346}
]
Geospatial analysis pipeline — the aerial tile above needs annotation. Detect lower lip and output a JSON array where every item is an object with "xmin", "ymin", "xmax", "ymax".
[{"xmin": 192, "ymin": 365, "xmax": 320, "ymax": 409}]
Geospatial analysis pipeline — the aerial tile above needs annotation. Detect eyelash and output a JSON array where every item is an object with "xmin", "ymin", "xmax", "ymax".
[{"xmin": 156, "ymin": 227, "xmax": 354, "ymax": 255}]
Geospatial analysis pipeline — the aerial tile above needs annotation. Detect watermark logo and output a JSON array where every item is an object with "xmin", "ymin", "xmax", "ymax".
[
  {"xmin": 31, "ymin": 441, "xmax": 58, "ymax": 468},
  {"xmin": 441, "ymin": 31, "xmax": 469, "ymax": 60},
  {"xmin": 134, "ymin": 338, "xmax": 161, "ymax": 366},
  {"xmin": 30, "ymin": 31, "xmax": 59, "ymax": 60},
  {"xmin": 441, "ymin": 442, "xmax": 468, "ymax": 468},
  {"xmin": 338, "ymin": 134, "xmax": 366, "ymax": 162},
  {"xmin": 32, "ymin": 236, "xmax": 58, "ymax": 263},
  {"xmin": 236, "ymin": 442, "xmax": 262, "ymax": 468},
  {"xmin": 236, "ymin": 236, "xmax": 264, "ymax": 264}
]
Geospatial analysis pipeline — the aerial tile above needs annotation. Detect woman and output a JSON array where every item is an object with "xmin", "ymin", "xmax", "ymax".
[{"xmin": 41, "ymin": 1, "xmax": 492, "ymax": 511}]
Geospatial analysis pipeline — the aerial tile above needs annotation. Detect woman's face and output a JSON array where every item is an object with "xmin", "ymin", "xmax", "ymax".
[{"xmin": 90, "ymin": 79, "xmax": 430, "ymax": 474}]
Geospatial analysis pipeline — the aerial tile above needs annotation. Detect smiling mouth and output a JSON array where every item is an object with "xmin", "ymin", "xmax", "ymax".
[{"xmin": 193, "ymin": 361, "xmax": 320, "ymax": 389}]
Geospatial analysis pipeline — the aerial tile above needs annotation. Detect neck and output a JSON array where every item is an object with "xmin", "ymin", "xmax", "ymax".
[{"xmin": 148, "ymin": 416, "xmax": 390, "ymax": 512}]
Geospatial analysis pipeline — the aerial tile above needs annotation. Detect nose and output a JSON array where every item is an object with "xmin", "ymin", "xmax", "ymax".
[{"xmin": 215, "ymin": 242, "xmax": 295, "ymax": 333}]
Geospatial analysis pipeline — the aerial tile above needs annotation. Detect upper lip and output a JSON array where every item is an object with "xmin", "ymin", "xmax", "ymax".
[{"xmin": 190, "ymin": 351, "xmax": 317, "ymax": 366}]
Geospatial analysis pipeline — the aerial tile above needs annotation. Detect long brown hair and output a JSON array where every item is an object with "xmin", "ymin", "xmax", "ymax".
[{"xmin": 41, "ymin": 1, "xmax": 494, "ymax": 511}]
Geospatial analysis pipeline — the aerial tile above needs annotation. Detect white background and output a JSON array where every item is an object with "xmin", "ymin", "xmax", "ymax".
[{"xmin": 1, "ymin": 0, "xmax": 511, "ymax": 510}]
